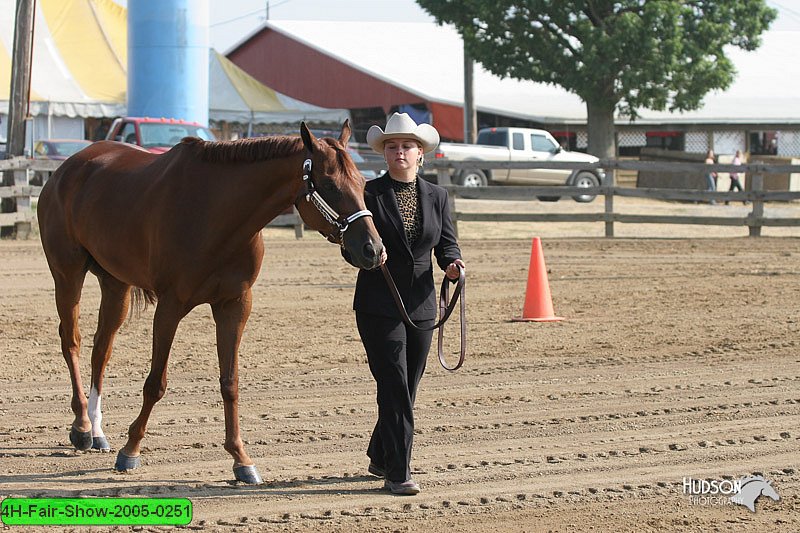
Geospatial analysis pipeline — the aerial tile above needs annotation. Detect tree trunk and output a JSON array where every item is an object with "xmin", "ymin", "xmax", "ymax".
[{"xmin": 586, "ymin": 100, "xmax": 616, "ymax": 159}]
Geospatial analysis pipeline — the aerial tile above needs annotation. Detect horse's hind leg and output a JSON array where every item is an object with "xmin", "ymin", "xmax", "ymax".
[
  {"xmin": 49, "ymin": 251, "xmax": 92, "ymax": 450},
  {"xmin": 87, "ymin": 272, "xmax": 131, "ymax": 451},
  {"xmin": 212, "ymin": 290, "xmax": 262, "ymax": 484},
  {"xmin": 115, "ymin": 295, "xmax": 186, "ymax": 472}
]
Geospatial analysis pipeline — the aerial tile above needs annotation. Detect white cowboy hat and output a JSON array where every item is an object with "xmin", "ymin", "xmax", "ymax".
[{"xmin": 366, "ymin": 112, "xmax": 440, "ymax": 154}]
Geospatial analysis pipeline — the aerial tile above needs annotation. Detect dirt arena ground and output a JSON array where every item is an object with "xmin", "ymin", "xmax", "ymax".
[{"xmin": 1, "ymin": 198, "xmax": 799, "ymax": 532}]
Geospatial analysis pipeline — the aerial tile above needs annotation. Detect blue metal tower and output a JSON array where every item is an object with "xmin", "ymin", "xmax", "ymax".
[{"xmin": 127, "ymin": 0, "xmax": 209, "ymax": 125}]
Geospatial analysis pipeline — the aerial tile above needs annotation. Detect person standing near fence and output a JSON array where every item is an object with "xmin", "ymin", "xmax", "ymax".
[
  {"xmin": 705, "ymin": 149, "xmax": 717, "ymax": 204},
  {"xmin": 726, "ymin": 150, "xmax": 746, "ymax": 205},
  {"xmin": 342, "ymin": 112, "xmax": 464, "ymax": 495}
]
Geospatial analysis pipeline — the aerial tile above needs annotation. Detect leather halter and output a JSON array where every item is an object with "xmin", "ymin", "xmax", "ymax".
[
  {"xmin": 297, "ymin": 158, "xmax": 373, "ymax": 243},
  {"xmin": 380, "ymin": 263, "xmax": 466, "ymax": 371}
]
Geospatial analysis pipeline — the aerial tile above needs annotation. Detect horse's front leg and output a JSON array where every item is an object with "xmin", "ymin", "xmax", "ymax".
[
  {"xmin": 115, "ymin": 296, "xmax": 186, "ymax": 472},
  {"xmin": 212, "ymin": 290, "xmax": 262, "ymax": 484}
]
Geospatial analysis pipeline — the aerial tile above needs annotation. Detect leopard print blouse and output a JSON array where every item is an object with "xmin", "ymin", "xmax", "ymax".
[{"xmin": 391, "ymin": 178, "xmax": 422, "ymax": 246}]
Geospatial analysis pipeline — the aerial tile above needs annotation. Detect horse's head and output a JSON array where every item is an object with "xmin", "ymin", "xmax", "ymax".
[
  {"xmin": 731, "ymin": 476, "xmax": 781, "ymax": 512},
  {"xmin": 760, "ymin": 479, "xmax": 780, "ymax": 501},
  {"xmin": 296, "ymin": 120, "xmax": 384, "ymax": 270}
]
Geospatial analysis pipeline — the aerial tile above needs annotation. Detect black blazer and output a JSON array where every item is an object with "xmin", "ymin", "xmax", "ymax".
[{"xmin": 346, "ymin": 174, "xmax": 461, "ymax": 321}]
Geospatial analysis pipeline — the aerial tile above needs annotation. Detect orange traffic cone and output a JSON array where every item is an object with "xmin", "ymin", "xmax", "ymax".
[{"xmin": 513, "ymin": 237, "xmax": 564, "ymax": 322}]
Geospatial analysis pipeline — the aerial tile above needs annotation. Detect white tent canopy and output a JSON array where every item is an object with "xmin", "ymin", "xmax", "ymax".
[
  {"xmin": 209, "ymin": 50, "xmax": 348, "ymax": 126},
  {"xmin": 0, "ymin": 0, "xmax": 128, "ymax": 121},
  {"xmin": 1, "ymin": 0, "xmax": 348, "ymax": 144}
]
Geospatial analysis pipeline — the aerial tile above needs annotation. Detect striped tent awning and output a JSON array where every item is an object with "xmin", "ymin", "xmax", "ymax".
[
  {"xmin": 0, "ymin": 0, "xmax": 127, "ymax": 117},
  {"xmin": 210, "ymin": 50, "xmax": 348, "ymax": 125},
  {"xmin": 1, "ymin": 0, "xmax": 348, "ymax": 124}
]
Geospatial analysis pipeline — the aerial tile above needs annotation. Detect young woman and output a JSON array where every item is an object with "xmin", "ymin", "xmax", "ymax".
[
  {"xmin": 727, "ymin": 150, "xmax": 746, "ymax": 205},
  {"xmin": 344, "ymin": 112, "xmax": 464, "ymax": 495},
  {"xmin": 705, "ymin": 149, "xmax": 718, "ymax": 204}
]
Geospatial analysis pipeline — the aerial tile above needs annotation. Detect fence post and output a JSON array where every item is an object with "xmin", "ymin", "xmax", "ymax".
[
  {"xmin": 604, "ymin": 166, "xmax": 615, "ymax": 237},
  {"xmin": 292, "ymin": 206, "xmax": 304, "ymax": 239},
  {"xmin": 448, "ymin": 188, "xmax": 458, "ymax": 239},
  {"xmin": 14, "ymin": 168, "xmax": 32, "ymax": 239},
  {"xmin": 748, "ymin": 174, "xmax": 764, "ymax": 237},
  {"xmin": 437, "ymin": 167, "xmax": 452, "ymax": 186}
]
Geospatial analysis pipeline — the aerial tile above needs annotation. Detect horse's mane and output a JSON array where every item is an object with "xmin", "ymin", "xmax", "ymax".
[
  {"xmin": 182, "ymin": 136, "xmax": 360, "ymax": 189},
  {"xmin": 184, "ymin": 135, "xmax": 305, "ymax": 164},
  {"xmin": 739, "ymin": 475, "xmax": 767, "ymax": 486}
]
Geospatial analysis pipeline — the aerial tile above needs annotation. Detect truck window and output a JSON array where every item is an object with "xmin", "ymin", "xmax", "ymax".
[
  {"xmin": 477, "ymin": 130, "xmax": 508, "ymax": 147},
  {"xmin": 139, "ymin": 123, "xmax": 215, "ymax": 147},
  {"xmin": 140, "ymin": 124, "xmax": 192, "ymax": 148},
  {"xmin": 512, "ymin": 133, "xmax": 524, "ymax": 151},
  {"xmin": 531, "ymin": 134, "xmax": 558, "ymax": 153},
  {"xmin": 120, "ymin": 123, "xmax": 136, "ymax": 144},
  {"xmin": 192, "ymin": 127, "xmax": 215, "ymax": 141}
]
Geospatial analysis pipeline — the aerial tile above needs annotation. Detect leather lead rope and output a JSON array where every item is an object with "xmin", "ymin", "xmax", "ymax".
[{"xmin": 380, "ymin": 263, "xmax": 466, "ymax": 371}]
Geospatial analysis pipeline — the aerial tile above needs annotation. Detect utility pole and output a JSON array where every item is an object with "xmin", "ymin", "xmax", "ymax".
[
  {"xmin": 463, "ymin": 43, "xmax": 477, "ymax": 144},
  {"xmin": 2, "ymin": 0, "xmax": 35, "ymax": 238},
  {"xmin": 6, "ymin": 0, "xmax": 36, "ymax": 158}
]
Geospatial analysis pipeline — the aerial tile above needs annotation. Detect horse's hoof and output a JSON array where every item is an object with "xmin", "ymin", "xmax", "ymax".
[
  {"xmin": 92, "ymin": 436, "xmax": 111, "ymax": 452},
  {"xmin": 69, "ymin": 428, "xmax": 93, "ymax": 451},
  {"xmin": 114, "ymin": 450, "xmax": 141, "ymax": 472},
  {"xmin": 233, "ymin": 465, "xmax": 263, "ymax": 484}
]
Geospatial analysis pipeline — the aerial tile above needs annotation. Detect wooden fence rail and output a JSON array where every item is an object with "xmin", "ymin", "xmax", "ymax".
[
  {"xmin": 427, "ymin": 158, "xmax": 800, "ymax": 237},
  {"xmin": 0, "ymin": 157, "xmax": 57, "ymax": 238},
  {"xmin": 2, "ymin": 157, "xmax": 799, "ymax": 239}
]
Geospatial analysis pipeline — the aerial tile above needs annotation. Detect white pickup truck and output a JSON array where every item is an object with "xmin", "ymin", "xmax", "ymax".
[{"xmin": 429, "ymin": 127, "xmax": 604, "ymax": 202}]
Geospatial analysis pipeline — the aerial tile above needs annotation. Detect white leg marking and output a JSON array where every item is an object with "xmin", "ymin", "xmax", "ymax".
[{"xmin": 88, "ymin": 386, "xmax": 106, "ymax": 438}]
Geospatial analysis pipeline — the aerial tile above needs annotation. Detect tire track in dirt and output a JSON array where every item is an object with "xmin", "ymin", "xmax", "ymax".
[{"xmin": 1, "ymin": 237, "xmax": 798, "ymax": 532}]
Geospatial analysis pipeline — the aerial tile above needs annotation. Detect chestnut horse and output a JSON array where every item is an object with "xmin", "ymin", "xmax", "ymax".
[{"xmin": 37, "ymin": 121, "xmax": 383, "ymax": 483}]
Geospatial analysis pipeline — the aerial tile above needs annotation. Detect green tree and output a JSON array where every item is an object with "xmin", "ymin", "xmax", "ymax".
[{"xmin": 417, "ymin": 0, "xmax": 776, "ymax": 158}]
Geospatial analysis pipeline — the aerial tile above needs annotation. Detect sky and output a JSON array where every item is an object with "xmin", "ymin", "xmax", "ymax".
[
  {"xmin": 210, "ymin": 0, "xmax": 435, "ymax": 51},
  {"xmin": 211, "ymin": 0, "xmax": 800, "ymax": 52},
  {"xmin": 112, "ymin": 0, "xmax": 800, "ymax": 53},
  {"xmin": 112, "ymin": 0, "xmax": 436, "ymax": 52}
]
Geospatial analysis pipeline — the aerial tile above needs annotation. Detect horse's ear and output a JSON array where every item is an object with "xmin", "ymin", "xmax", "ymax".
[
  {"xmin": 300, "ymin": 122, "xmax": 316, "ymax": 153},
  {"xmin": 339, "ymin": 119, "xmax": 352, "ymax": 146}
]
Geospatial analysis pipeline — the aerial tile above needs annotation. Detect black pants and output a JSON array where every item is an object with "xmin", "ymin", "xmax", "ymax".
[{"xmin": 356, "ymin": 312, "xmax": 434, "ymax": 482}]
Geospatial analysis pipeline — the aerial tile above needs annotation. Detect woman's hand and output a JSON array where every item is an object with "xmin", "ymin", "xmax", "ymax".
[{"xmin": 446, "ymin": 259, "xmax": 465, "ymax": 280}]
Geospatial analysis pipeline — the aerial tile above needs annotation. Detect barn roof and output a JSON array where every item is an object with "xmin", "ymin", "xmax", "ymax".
[{"xmin": 229, "ymin": 20, "xmax": 800, "ymax": 128}]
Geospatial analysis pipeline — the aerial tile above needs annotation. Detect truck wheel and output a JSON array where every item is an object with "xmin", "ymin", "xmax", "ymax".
[
  {"xmin": 571, "ymin": 171, "xmax": 600, "ymax": 203},
  {"xmin": 456, "ymin": 169, "xmax": 488, "ymax": 187}
]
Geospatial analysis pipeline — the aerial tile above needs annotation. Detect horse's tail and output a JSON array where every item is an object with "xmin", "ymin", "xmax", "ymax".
[{"xmin": 129, "ymin": 287, "xmax": 157, "ymax": 320}]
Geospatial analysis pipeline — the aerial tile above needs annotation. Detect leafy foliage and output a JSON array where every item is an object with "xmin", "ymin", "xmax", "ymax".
[{"xmin": 417, "ymin": 0, "xmax": 777, "ymax": 119}]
